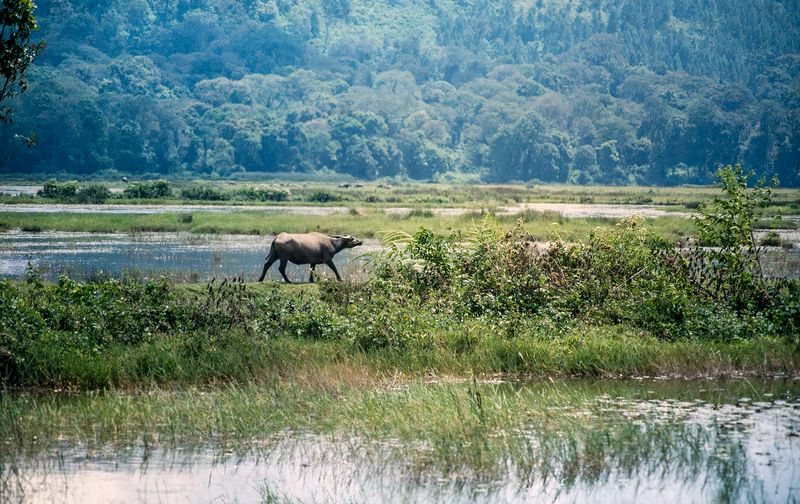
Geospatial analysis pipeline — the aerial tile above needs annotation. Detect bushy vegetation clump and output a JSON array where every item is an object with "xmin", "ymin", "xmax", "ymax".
[
  {"xmin": 0, "ymin": 275, "xmax": 257, "ymax": 387},
  {"xmin": 38, "ymin": 180, "xmax": 79, "ymax": 199},
  {"xmin": 122, "ymin": 180, "xmax": 172, "ymax": 199},
  {"xmin": 307, "ymin": 189, "xmax": 342, "ymax": 203},
  {"xmin": 38, "ymin": 180, "xmax": 112, "ymax": 203},
  {"xmin": 235, "ymin": 186, "xmax": 291, "ymax": 202},
  {"xmin": 180, "ymin": 185, "xmax": 229, "ymax": 201}
]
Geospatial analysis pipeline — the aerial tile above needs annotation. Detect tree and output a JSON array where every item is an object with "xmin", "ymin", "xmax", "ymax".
[
  {"xmin": 1, "ymin": 0, "xmax": 45, "ymax": 123},
  {"xmin": 692, "ymin": 165, "xmax": 776, "ymax": 309}
]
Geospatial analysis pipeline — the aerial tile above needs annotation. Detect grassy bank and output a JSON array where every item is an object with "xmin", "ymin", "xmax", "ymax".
[
  {"xmin": 0, "ymin": 208, "xmax": 697, "ymax": 241},
  {"xmin": 2, "ymin": 317, "xmax": 795, "ymax": 390},
  {"xmin": 3, "ymin": 179, "xmax": 800, "ymax": 208}
]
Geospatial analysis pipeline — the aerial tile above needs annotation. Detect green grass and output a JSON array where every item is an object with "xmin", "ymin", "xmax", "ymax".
[
  {"xmin": 0, "ymin": 209, "xmax": 698, "ymax": 241},
  {"xmin": 4, "ymin": 179, "xmax": 799, "ymax": 208},
  {"xmin": 2, "ymin": 373, "xmax": 793, "ymax": 501},
  {"xmin": 7, "ymin": 319, "xmax": 798, "ymax": 390}
]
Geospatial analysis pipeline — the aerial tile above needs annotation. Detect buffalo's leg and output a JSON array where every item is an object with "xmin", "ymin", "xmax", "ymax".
[
  {"xmin": 278, "ymin": 259, "xmax": 291, "ymax": 283},
  {"xmin": 258, "ymin": 252, "xmax": 278, "ymax": 282},
  {"xmin": 309, "ymin": 264, "xmax": 316, "ymax": 283},
  {"xmin": 324, "ymin": 259, "xmax": 342, "ymax": 281}
]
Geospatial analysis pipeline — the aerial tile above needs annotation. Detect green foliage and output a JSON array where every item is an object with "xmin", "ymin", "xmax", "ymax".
[
  {"xmin": 356, "ymin": 169, "xmax": 797, "ymax": 342},
  {"xmin": 691, "ymin": 165, "xmax": 777, "ymax": 310},
  {"xmin": 307, "ymin": 189, "xmax": 341, "ymax": 202},
  {"xmin": 696, "ymin": 165, "xmax": 775, "ymax": 248},
  {"xmin": 122, "ymin": 180, "xmax": 172, "ymax": 199},
  {"xmin": 180, "ymin": 185, "xmax": 229, "ymax": 201},
  {"xmin": 0, "ymin": 0, "xmax": 46, "ymax": 123},
  {"xmin": 0, "ymin": 273, "xmax": 257, "ymax": 387},
  {"xmin": 76, "ymin": 183, "xmax": 112, "ymax": 203},
  {"xmin": 38, "ymin": 179, "xmax": 78, "ymax": 199},
  {"xmin": 2, "ymin": 1, "xmax": 800, "ymax": 185},
  {"xmin": 235, "ymin": 186, "xmax": 290, "ymax": 202},
  {"xmin": 759, "ymin": 232, "xmax": 782, "ymax": 246},
  {"xmin": 38, "ymin": 180, "xmax": 111, "ymax": 203}
]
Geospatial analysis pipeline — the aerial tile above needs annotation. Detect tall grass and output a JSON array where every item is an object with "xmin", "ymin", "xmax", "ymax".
[
  {"xmin": 3, "ymin": 377, "xmax": 791, "ymax": 501},
  {"xmin": 0, "ymin": 209, "xmax": 698, "ymax": 241}
]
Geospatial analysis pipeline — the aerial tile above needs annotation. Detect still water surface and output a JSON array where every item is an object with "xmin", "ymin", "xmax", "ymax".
[
  {"xmin": 0, "ymin": 231, "xmax": 380, "ymax": 283},
  {"xmin": 3, "ymin": 229, "xmax": 799, "ymax": 283},
  {"xmin": 2, "ymin": 379, "xmax": 799, "ymax": 503}
]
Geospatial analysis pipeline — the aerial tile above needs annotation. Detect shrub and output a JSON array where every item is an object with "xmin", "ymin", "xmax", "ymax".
[
  {"xmin": 180, "ymin": 185, "xmax": 230, "ymax": 201},
  {"xmin": 692, "ymin": 165, "xmax": 776, "ymax": 311},
  {"xmin": 250, "ymin": 287, "xmax": 348, "ymax": 340},
  {"xmin": 307, "ymin": 189, "xmax": 341, "ymax": 203},
  {"xmin": 759, "ymin": 232, "xmax": 782, "ymax": 246},
  {"xmin": 236, "ymin": 186, "xmax": 291, "ymax": 202},
  {"xmin": 366, "ymin": 185, "xmax": 798, "ymax": 342},
  {"xmin": 76, "ymin": 184, "xmax": 112, "ymax": 203},
  {"xmin": 123, "ymin": 180, "xmax": 172, "ymax": 199},
  {"xmin": 38, "ymin": 180, "xmax": 79, "ymax": 199},
  {"xmin": 38, "ymin": 181, "xmax": 112, "ymax": 203}
]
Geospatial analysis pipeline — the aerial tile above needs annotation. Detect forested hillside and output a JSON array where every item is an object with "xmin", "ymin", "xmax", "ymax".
[{"xmin": 2, "ymin": 0, "xmax": 799, "ymax": 185}]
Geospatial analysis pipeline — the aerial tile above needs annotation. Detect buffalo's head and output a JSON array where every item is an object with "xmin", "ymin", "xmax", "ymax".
[{"xmin": 340, "ymin": 234, "xmax": 363, "ymax": 248}]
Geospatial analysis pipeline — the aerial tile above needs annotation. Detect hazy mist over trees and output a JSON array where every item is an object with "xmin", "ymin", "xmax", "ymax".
[{"xmin": 1, "ymin": 0, "xmax": 799, "ymax": 185}]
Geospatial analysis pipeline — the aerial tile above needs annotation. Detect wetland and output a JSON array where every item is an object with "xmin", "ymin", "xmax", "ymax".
[
  {"xmin": 2, "ymin": 378, "xmax": 799, "ymax": 503},
  {"xmin": 1, "ymin": 175, "xmax": 799, "ymax": 503}
]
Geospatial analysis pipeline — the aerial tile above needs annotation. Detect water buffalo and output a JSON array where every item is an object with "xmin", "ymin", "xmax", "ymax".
[{"xmin": 258, "ymin": 232, "xmax": 363, "ymax": 283}]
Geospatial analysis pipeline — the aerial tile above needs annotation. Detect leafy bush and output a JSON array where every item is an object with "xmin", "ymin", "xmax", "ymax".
[
  {"xmin": 249, "ymin": 287, "xmax": 349, "ymax": 340},
  {"xmin": 123, "ymin": 180, "xmax": 172, "ymax": 199},
  {"xmin": 76, "ymin": 184, "xmax": 112, "ymax": 203},
  {"xmin": 37, "ymin": 181, "xmax": 111, "ymax": 203},
  {"xmin": 180, "ymin": 185, "xmax": 230, "ymax": 201},
  {"xmin": 759, "ymin": 232, "xmax": 782, "ymax": 246},
  {"xmin": 38, "ymin": 180, "xmax": 79, "ymax": 199},
  {"xmin": 0, "ymin": 273, "xmax": 258, "ymax": 386},
  {"xmin": 236, "ymin": 186, "xmax": 291, "ymax": 202},
  {"xmin": 691, "ymin": 165, "xmax": 775, "ymax": 311},
  {"xmin": 307, "ymin": 189, "xmax": 341, "ymax": 202},
  {"xmin": 361, "ymin": 166, "xmax": 799, "ymax": 343}
]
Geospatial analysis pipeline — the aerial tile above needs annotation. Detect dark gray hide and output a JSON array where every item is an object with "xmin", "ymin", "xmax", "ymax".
[{"xmin": 258, "ymin": 232, "xmax": 363, "ymax": 283}]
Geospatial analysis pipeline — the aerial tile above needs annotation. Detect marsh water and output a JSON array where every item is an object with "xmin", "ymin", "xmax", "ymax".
[
  {"xmin": 2, "ymin": 378, "xmax": 799, "ymax": 503},
  {"xmin": 3, "ymin": 229, "xmax": 800, "ymax": 282},
  {"xmin": 0, "ymin": 231, "xmax": 381, "ymax": 283}
]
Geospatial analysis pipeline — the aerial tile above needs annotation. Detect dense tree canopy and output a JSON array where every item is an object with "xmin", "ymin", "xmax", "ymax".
[
  {"xmin": 1, "ymin": 0, "xmax": 799, "ymax": 185},
  {"xmin": 0, "ymin": 0, "xmax": 45, "ymax": 123}
]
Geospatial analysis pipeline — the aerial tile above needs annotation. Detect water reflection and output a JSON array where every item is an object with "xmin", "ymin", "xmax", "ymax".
[
  {"xmin": 0, "ymin": 231, "xmax": 380, "ymax": 283},
  {"xmin": 1, "ymin": 379, "xmax": 798, "ymax": 503}
]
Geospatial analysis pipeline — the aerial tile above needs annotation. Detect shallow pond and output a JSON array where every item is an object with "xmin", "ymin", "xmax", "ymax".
[
  {"xmin": 0, "ymin": 231, "xmax": 380, "ymax": 283},
  {"xmin": 3, "ymin": 229, "xmax": 800, "ymax": 283},
  {"xmin": 1, "ymin": 378, "xmax": 799, "ymax": 503}
]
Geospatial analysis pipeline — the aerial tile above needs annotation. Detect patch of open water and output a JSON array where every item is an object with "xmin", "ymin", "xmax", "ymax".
[
  {"xmin": 4, "ymin": 230, "xmax": 799, "ymax": 282},
  {"xmin": 2, "ymin": 379, "xmax": 798, "ymax": 503},
  {"xmin": 0, "ymin": 231, "xmax": 381, "ymax": 283}
]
